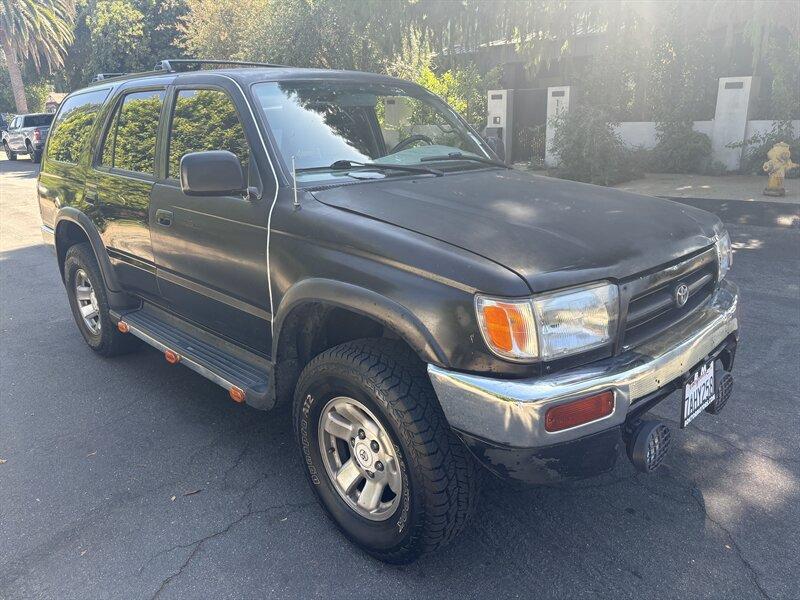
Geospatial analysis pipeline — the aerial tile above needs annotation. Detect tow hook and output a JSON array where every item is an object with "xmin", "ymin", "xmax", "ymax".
[
  {"xmin": 706, "ymin": 369, "xmax": 733, "ymax": 415},
  {"xmin": 624, "ymin": 419, "xmax": 671, "ymax": 473}
]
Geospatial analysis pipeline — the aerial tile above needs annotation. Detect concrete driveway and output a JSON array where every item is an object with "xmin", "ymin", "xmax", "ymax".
[{"xmin": 1, "ymin": 157, "xmax": 799, "ymax": 599}]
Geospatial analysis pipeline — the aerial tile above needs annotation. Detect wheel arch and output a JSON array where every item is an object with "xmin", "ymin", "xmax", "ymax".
[
  {"xmin": 55, "ymin": 208, "xmax": 122, "ymax": 294},
  {"xmin": 271, "ymin": 279, "xmax": 446, "ymax": 405}
]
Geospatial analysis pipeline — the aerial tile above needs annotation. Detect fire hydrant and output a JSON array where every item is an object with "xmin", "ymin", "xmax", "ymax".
[{"xmin": 762, "ymin": 142, "xmax": 798, "ymax": 197}]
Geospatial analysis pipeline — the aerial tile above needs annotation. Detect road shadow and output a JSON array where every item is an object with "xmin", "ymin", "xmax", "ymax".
[{"xmin": 0, "ymin": 157, "xmax": 39, "ymax": 179}]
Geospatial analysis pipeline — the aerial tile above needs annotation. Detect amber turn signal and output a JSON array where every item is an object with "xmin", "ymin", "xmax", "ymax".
[
  {"xmin": 117, "ymin": 321, "xmax": 130, "ymax": 333},
  {"xmin": 545, "ymin": 390, "xmax": 615, "ymax": 432},
  {"xmin": 164, "ymin": 349, "xmax": 181, "ymax": 364},
  {"xmin": 229, "ymin": 386, "xmax": 246, "ymax": 403}
]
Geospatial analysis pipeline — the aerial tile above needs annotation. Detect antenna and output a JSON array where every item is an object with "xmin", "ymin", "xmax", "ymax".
[{"xmin": 292, "ymin": 156, "xmax": 301, "ymax": 209}]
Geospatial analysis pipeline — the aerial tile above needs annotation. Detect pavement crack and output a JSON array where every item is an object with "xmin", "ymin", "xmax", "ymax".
[
  {"xmin": 688, "ymin": 487, "xmax": 771, "ymax": 600},
  {"xmin": 143, "ymin": 500, "xmax": 315, "ymax": 598}
]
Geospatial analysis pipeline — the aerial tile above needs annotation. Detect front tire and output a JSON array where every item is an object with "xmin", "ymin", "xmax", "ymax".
[
  {"xmin": 3, "ymin": 141, "xmax": 16, "ymax": 161},
  {"xmin": 64, "ymin": 243, "xmax": 139, "ymax": 357},
  {"xmin": 293, "ymin": 339, "xmax": 479, "ymax": 563}
]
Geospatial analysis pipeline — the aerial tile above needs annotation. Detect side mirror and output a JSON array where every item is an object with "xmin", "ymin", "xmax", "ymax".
[{"xmin": 180, "ymin": 150, "xmax": 246, "ymax": 196}]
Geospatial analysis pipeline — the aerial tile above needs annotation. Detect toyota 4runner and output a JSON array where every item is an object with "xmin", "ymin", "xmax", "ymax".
[{"xmin": 37, "ymin": 59, "xmax": 739, "ymax": 563}]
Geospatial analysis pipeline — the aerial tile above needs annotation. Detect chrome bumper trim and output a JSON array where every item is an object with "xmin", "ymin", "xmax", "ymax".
[{"xmin": 428, "ymin": 279, "xmax": 739, "ymax": 448}]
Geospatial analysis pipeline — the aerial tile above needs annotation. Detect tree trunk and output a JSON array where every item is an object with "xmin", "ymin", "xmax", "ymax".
[{"xmin": 0, "ymin": 27, "xmax": 29, "ymax": 114}]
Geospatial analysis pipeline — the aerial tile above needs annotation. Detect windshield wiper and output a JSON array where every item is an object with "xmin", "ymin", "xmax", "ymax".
[
  {"xmin": 419, "ymin": 152, "xmax": 508, "ymax": 168},
  {"xmin": 298, "ymin": 159, "xmax": 442, "ymax": 177}
]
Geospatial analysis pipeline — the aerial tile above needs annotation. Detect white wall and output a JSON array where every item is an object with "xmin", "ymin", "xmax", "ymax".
[
  {"xmin": 744, "ymin": 120, "xmax": 800, "ymax": 140},
  {"xmin": 613, "ymin": 120, "xmax": 714, "ymax": 149},
  {"xmin": 544, "ymin": 79, "xmax": 796, "ymax": 171}
]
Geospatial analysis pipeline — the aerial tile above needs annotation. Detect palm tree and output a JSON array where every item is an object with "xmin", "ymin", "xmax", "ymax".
[{"xmin": 0, "ymin": 0, "xmax": 74, "ymax": 113}]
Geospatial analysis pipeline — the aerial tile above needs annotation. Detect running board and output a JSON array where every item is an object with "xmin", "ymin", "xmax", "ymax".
[{"xmin": 110, "ymin": 304, "xmax": 275, "ymax": 410}]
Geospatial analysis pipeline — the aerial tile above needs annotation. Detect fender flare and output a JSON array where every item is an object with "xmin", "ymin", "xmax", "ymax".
[
  {"xmin": 55, "ymin": 207, "xmax": 121, "ymax": 292},
  {"xmin": 272, "ymin": 278, "xmax": 447, "ymax": 365}
]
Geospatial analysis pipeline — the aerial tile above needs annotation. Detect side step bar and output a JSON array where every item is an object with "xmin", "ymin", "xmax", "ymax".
[{"xmin": 110, "ymin": 304, "xmax": 275, "ymax": 410}]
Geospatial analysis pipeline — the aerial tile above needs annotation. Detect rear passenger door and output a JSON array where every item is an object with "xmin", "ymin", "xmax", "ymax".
[
  {"xmin": 88, "ymin": 87, "xmax": 166, "ymax": 297},
  {"xmin": 149, "ymin": 81, "xmax": 273, "ymax": 355}
]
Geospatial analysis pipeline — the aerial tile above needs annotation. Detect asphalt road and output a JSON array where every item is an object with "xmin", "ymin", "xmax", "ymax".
[{"xmin": 1, "ymin": 157, "xmax": 799, "ymax": 599}]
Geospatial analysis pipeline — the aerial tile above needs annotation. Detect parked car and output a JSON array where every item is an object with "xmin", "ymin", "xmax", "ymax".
[
  {"xmin": 37, "ymin": 60, "xmax": 739, "ymax": 563},
  {"xmin": 2, "ymin": 112, "xmax": 54, "ymax": 163}
]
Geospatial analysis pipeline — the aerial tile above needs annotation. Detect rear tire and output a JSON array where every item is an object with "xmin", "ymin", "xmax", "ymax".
[
  {"xmin": 3, "ymin": 141, "xmax": 16, "ymax": 161},
  {"xmin": 293, "ymin": 338, "xmax": 480, "ymax": 563},
  {"xmin": 64, "ymin": 243, "xmax": 139, "ymax": 357},
  {"xmin": 26, "ymin": 141, "xmax": 41, "ymax": 163}
]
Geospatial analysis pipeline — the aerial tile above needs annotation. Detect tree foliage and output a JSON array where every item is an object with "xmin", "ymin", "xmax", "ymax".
[
  {"xmin": 1, "ymin": 0, "xmax": 74, "ymax": 112},
  {"xmin": 550, "ymin": 106, "xmax": 640, "ymax": 186},
  {"xmin": 0, "ymin": 0, "xmax": 74, "ymax": 72},
  {"xmin": 62, "ymin": 0, "xmax": 188, "ymax": 89}
]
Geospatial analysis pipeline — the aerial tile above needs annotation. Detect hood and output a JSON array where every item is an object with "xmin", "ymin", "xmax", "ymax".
[{"xmin": 311, "ymin": 169, "xmax": 721, "ymax": 292}]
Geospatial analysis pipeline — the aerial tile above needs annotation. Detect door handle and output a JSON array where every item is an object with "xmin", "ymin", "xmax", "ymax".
[{"xmin": 155, "ymin": 209, "xmax": 173, "ymax": 227}]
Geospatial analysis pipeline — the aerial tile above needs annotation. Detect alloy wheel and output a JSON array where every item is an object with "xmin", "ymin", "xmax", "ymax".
[
  {"xmin": 74, "ymin": 269, "xmax": 101, "ymax": 334},
  {"xmin": 318, "ymin": 396, "xmax": 403, "ymax": 521}
]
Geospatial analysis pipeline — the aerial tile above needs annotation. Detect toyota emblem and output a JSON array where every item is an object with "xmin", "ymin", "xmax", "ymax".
[{"xmin": 674, "ymin": 283, "xmax": 689, "ymax": 307}]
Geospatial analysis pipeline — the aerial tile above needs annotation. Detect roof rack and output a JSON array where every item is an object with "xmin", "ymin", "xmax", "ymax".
[
  {"xmin": 92, "ymin": 73, "xmax": 128, "ymax": 82},
  {"xmin": 86, "ymin": 59, "xmax": 289, "ymax": 87},
  {"xmin": 155, "ymin": 58, "xmax": 290, "ymax": 72}
]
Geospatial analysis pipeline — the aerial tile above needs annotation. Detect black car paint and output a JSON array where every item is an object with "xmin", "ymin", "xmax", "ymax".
[
  {"xmin": 311, "ymin": 168, "xmax": 721, "ymax": 294},
  {"xmin": 38, "ymin": 67, "xmax": 725, "ymax": 392}
]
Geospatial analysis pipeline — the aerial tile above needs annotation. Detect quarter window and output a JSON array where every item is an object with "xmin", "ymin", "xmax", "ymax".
[
  {"xmin": 47, "ymin": 89, "xmax": 110, "ymax": 164},
  {"xmin": 167, "ymin": 89, "xmax": 249, "ymax": 179},
  {"xmin": 99, "ymin": 89, "xmax": 165, "ymax": 175}
]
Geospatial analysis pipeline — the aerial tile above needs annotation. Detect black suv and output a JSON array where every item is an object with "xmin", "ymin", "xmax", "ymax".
[{"xmin": 37, "ymin": 60, "xmax": 739, "ymax": 563}]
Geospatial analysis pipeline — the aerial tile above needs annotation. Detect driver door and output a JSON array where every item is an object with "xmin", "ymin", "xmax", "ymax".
[{"xmin": 150, "ymin": 81, "xmax": 274, "ymax": 355}]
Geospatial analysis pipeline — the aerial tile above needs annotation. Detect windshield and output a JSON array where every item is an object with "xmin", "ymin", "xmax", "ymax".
[{"xmin": 252, "ymin": 80, "xmax": 491, "ymax": 182}]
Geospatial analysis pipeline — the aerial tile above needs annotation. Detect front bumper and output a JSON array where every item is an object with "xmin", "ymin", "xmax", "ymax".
[{"xmin": 428, "ymin": 279, "xmax": 739, "ymax": 452}]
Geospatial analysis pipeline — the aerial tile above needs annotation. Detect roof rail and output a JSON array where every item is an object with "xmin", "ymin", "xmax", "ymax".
[
  {"xmin": 155, "ymin": 58, "xmax": 290, "ymax": 72},
  {"xmin": 92, "ymin": 73, "xmax": 127, "ymax": 82}
]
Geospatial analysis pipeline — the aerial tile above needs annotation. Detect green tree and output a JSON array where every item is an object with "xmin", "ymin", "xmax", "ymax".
[
  {"xmin": 0, "ymin": 0, "xmax": 74, "ymax": 113},
  {"xmin": 62, "ymin": 0, "xmax": 187, "ymax": 89}
]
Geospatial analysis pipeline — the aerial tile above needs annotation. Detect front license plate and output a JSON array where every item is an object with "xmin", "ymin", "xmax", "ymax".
[{"xmin": 681, "ymin": 361, "xmax": 716, "ymax": 428}]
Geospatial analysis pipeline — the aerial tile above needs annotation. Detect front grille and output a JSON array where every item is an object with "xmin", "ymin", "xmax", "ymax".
[{"xmin": 621, "ymin": 249, "xmax": 717, "ymax": 351}]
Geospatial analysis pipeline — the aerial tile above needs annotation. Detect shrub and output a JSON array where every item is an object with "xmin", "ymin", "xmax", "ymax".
[
  {"xmin": 733, "ymin": 122, "xmax": 799, "ymax": 178},
  {"xmin": 651, "ymin": 121, "xmax": 715, "ymax": 174},
  {"xmin": 549, "ymin": 106, "xmax": 640, "ymax": 186}
]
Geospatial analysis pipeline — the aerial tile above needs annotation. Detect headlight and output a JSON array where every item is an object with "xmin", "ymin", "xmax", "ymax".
[
  {"xmin": 715, "ymin": 230, "xmax": 732, "ymax": 280},
  {"xmin": 476, "ymin": 282, "xmax": 619, "ymax": 362}
]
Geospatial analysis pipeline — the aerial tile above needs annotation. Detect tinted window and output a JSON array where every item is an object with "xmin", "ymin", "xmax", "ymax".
[
  {"xmin": 24, "ymin": 114, "xmax": 54, "ymax": 127},
  {"xmin": 167, "ymin": 89, "xmax": 249, "ymax": 179},
  {"xmin": 47, "ymin": 89, "xmax": 110, "ymax": 164},
  {"xmin": 99, "ymin": 90, "xmax": 165, "ymax": 174}
]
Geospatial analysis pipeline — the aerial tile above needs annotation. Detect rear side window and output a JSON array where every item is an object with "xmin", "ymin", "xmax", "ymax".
[
  {"xmin": 99, "ymin": 90, "xmax": 165, "ymax": 175},
  {"xmin": 24, "ymin": 114, "xmax": 53, "ymax": 127},
  {"xmin": 47, "ymin": 89, "xmax": 110, "ymax": 164},
  {"xmin": 167, "ymin": 89, "xmax": 249, "ymax": 179}
]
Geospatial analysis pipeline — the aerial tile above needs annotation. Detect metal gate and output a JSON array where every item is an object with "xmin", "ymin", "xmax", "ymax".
[{"xmin": 511, "ymin": 88, "xmax": 547, "ymax": 164}]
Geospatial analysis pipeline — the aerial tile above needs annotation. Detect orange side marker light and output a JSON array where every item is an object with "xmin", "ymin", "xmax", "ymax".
[
  {"xmin": 117, "ymin": 321, "xmax": 130, "ymax": 333},
  {"xmin": 229, "ymin": 386, "xmax": 246, "ymax": 403},
  {"xmin": 164, "ymin": 349, "xmax": 181, "ymax": 364}
]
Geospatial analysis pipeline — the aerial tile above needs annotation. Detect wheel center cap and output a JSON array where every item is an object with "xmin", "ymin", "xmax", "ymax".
[{"xmin": 354, "ymin": 442, "xmax": 374, "ymax": 469}]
